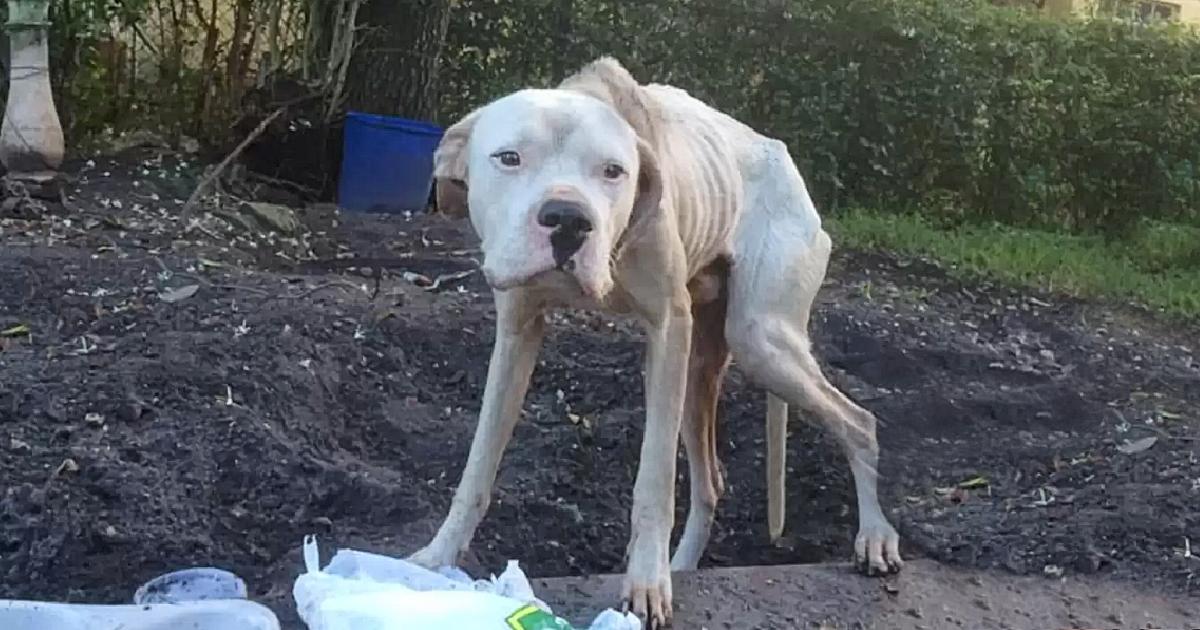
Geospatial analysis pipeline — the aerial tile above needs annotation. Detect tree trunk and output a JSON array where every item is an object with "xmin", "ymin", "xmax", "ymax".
[
  {"xmin": 226, "ymin": 0, "xmax": 252, "ymax": 108},
  {"xmin": 344, "ymin": 0, "xmax": 452, "ymax": 121},
  {"xmin": 191, "ymin": 0, "xmax": 219, "ymax": 133}
]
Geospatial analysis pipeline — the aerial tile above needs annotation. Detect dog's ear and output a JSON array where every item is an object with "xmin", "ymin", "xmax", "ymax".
[
  {"xmin": 432, "ymin": 110, "xmax": 479, "ymax": 218},
  {"xmin": 562, "ymin": 58, "xmax": 665, "ymax": 252},
  {"xmin": 615, "ymin": 137, "xmax": 664, "ymax": 255},
  {"xmin": 560, "ymin": 57, "xmax": 655, "ymax": 144},
  {"xmin": 633, "ymin": 138, "xmax": 663, "ymax": 225}
]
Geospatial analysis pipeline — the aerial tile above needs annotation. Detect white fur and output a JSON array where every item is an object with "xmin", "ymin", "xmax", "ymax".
[
  {"xmin": 411, "ymin": 59, "xmax": 902, "ymax": 627},
  {"xmin": 462, "ymin": 89, "xmax": 640, "ymax": 299}
]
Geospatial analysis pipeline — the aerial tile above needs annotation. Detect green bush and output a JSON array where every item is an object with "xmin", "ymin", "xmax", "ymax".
[{"xmin": 438, "ymin": 0, "xmax": 1200, "ymax": 233}]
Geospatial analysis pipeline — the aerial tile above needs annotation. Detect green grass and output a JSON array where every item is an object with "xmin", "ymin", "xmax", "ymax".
[{"xmin": 825, "ymin": 209, "xmax": 1200, "ymax": 319}]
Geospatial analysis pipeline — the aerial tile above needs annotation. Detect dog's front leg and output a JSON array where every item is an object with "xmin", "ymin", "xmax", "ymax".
[
  {"xmin": 623, "ymin": 307, "xmax": 692, "ymax": 627},
  {"xmin": 409, "ymin": 289, "xmax": 545, "ymax": 568}
]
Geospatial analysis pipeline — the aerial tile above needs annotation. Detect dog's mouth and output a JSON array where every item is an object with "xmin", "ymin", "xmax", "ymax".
[
  {"xmin": 550, "ymin": 228, "xmax": 587, "ymax": 271},
  {"xmin": 481, "ymin": 227, "xmax": 601, "ymax": 294},
  {"xmin": 483, "ymin": 265, "xmax": 565, "ymax": 291}
]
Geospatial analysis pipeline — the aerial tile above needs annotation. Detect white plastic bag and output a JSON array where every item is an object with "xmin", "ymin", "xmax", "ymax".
[{"xmin": 293, "ymin": 536, "xmax": 639, "ymax": 630}]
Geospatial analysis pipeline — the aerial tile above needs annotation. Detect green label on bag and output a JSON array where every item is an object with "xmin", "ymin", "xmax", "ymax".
[{"xmin": 504, "ymin": 604, "xmax": 575, "ymax": 630}]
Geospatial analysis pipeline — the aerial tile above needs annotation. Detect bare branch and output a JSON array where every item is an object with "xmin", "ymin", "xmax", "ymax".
[{"xmin": 179, "ymin": 107, "xmax": 286, "ymax": 221}]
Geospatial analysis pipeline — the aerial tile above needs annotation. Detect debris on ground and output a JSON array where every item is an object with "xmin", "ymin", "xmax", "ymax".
[
  {"xmin": 0, "ymin": 567, "xmax": 278, "ymax": 630},
  {"xmin": 294, "ymin": 537, "xmax": 638, "ymax": 630}
]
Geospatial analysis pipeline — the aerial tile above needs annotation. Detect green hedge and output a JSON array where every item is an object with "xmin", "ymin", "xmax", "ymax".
[{"xmin": 438, "ymin": 0, "xmax": 1200, "ymax": 233}]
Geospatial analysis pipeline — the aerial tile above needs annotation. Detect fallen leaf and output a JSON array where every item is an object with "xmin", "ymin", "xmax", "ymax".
[
  {"xmin": 958, "ymin": 475, "xmax": 989, "ymax": 489},
  {"xmin": 1032, "ymin": 486, "xmax": 1055, "ymax": 507},
  {"xmin": 1158, "ymin": 410, "xmax": 1185, "ymax": 421},
  {"xmin": 1, "ymin": 323, "xmax": 30, "ymax": 337},
  {"xmin": 567, "ymin": 412, "xmax": 592, "ymax": 430},
  {"xmin": 1117, "ymin": 436, "xmax": 1158, "ymax": 454},
  {"xmin": 160, "ymin": 284, "xmax": 200, "ymax": 303},
  {"xmin": 56, "ymin": 458, "xmax": 80, "ymax": 476},
  {"xmin": 402, "ymin": 271, "xmax": 432, "ymax": 287}
]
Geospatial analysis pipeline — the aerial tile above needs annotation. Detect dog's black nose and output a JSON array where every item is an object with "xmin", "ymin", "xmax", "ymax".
[
  {"xmin": 537, "ymin": 200, "xmax": 591, "ymax": 269},
  {"xmin": 537, "ymin": 200, "xmax": 593, "ymax": 234}
]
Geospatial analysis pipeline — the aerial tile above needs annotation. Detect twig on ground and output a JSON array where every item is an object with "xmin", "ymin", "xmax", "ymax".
[
  {"xmin": 153, "ymin": 257, "xmax": 366, "ymax": 300},
  {"xmin": 282, "ymin": 279, "xmax": 367, "ymax": 300},
  {"xmin": 179, "ymin": 107, "xmax": 286, "ymax": 222},
  {"xmin": 246, "ymin": 172, "xmax": 320, "ymax": 197},
  {"xmin": 426, "ymin": 269, "xmax": 476, "ymax": 291},
  {"xmin": 185, "ymin": 218, "xmax": 225, "ymax": 241},
  {"xmin": 153, "ymin": 256, "xmax": 271, "ymax": 296},
  {"xmin": 1128, "ymin": 423, "xmax": 1199, "ymax": 442},
  {"xmin": 368, "ymin": 266, "xmax": 383, "ymax": 299}
]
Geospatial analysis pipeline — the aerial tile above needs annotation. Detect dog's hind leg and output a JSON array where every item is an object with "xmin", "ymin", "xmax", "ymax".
[
  {"xmin": 727, "ymin": 148, "xmax": 902, "ymax": 573},
  {"xmin": 671, "ymin": 266, "xmax": 730, "ymax": 571}
]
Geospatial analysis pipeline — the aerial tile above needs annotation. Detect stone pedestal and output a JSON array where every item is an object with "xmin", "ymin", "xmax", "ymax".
[{"xmin": 0, "ymin": 0, "xmax": 64, "ymax": 196}]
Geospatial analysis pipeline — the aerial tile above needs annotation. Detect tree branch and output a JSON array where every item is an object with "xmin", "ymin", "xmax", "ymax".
[{"xmin": 179, "ymin": 107, "xmax": 286, "ymax": 221}]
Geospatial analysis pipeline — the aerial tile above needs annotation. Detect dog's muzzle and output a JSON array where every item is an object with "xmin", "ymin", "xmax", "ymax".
[{"xmin": 537, "ymin": 199, "xmax": 592, "ymax": 270}]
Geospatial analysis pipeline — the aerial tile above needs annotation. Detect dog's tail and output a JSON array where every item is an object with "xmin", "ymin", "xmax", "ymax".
[{"xmin": 766, "ymin": 393, "xmax": 788, "ymax": 542}]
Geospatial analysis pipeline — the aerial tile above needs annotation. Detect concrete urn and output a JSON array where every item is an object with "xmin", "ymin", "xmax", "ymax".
[{"xmin": 0, "ymin": 0, "xmax": 64, "ymax": 185}]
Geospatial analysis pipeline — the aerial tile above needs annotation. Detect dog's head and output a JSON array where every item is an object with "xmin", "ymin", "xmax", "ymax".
[{"xmin": 432, "ymin": 58, "xmax": 662, "ymax": 299}]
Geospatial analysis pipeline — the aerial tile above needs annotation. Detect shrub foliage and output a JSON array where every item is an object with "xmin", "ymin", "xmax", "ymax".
[
  {"xmin": 3, "ymin": 0, "xmax": 1196, "ymax": 231},
  {"xmin": 439, "ymin": 0, "xmax": 1200, "ymax": 232}
]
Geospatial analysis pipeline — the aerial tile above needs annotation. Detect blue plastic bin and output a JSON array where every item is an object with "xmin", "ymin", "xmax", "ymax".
[{"xmin": 337, "ymin": 111, "xmax": 444, "ymax": 214}]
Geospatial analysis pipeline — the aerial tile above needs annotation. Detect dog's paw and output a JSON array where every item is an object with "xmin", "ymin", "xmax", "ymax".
[
  {"xmin": 620, "ymin": 574, "xmax": 672, "ymax": 629},
  {"xmin": 854, "ymin": 520, "xmax": 903, "ymax": 576},
  {"xmin": 407, "ymin": 540, "xmax": 461, "ymax": 570},
  {"xmin": 621, "ymin": 545, "xmax": 673, "ymax": 628}
]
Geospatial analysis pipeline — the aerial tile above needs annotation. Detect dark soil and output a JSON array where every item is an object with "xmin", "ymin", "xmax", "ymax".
[
  {"xmin": 538, "ymin": 560, "xmax": 1200, "ymax": 629},
  {"xmin": 1, "ymin": 150, "xmax": 1197, "ymax": 627}
]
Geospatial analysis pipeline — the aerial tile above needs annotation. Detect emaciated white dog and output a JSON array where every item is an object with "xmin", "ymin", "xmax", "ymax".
[{"xmin": 409, "ymin": 58, "xmax": 902, "ymax": 626}]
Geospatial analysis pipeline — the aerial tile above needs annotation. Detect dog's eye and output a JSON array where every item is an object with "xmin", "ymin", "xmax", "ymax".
[
  {"xmin": 492, "ymin": 151, "xmax": 521, "ymax": 167},
  {"xmin": 602, "ymin": 163, "xmax": 626, "ymax": 180}
]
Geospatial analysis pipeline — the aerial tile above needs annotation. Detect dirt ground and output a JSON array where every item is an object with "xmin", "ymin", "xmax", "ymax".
[
  {"xmin": 1, "ymin": 149, "xmax": 1198, "ymax": 628},
  {"xmin": 537, "ymin": 560, "xmax": 1200, "ymax": 629}
]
